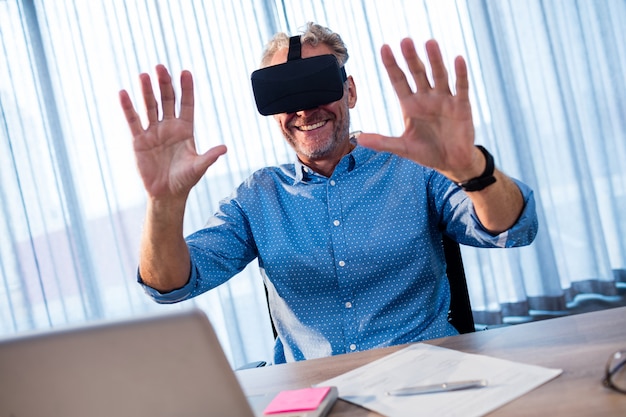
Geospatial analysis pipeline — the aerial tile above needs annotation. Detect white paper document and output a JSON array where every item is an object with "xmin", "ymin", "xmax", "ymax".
[{"xmin": 317, "ymin": 343, "xmax": 562, "ymax": 417}]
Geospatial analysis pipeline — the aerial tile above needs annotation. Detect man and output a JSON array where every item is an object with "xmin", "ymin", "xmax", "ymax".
[{"xmin": 119, "ymin": 22, "xmax": 537, "ymax": 363}]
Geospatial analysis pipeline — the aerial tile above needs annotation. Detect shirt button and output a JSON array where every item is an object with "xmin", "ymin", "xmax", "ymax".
[
  {"xmin": 333, "ymin": 220, "xmax": 340, "ymax": 226},
  {"xmin": 338, "ymin": 260, "xmax": 346, "ymax": 267},
  {"xmin": 345, "ymin": 301, "xmax": 352, "ymax": 308},
  {"xmin": 349, "ymin": 344, "xmax": 357, "ymax": 351},
  {"xmin": 330, "ymin": 180, "xmax": 336, "ymax": 186}
]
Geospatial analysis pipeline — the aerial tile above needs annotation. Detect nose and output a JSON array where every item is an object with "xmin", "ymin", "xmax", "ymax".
[{"xmin": 295, "ymin": 107, "xmax": 319, "ymax": 117}]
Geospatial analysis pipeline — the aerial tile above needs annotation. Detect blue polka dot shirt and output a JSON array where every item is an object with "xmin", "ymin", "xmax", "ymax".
[{"xmin": 140, "ymin": 142, "xmax": 538, "ymax": 363}]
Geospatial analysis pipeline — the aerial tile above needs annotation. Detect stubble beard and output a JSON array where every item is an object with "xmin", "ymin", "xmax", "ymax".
[{"xmin": 282, "ymin": 111, "xmax": 351, "ymax": 160}]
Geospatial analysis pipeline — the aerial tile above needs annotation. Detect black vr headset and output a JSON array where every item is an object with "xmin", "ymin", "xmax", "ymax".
[{"xmin": 251, "ymin": 36, "xmax": 347, "ymax": 116}]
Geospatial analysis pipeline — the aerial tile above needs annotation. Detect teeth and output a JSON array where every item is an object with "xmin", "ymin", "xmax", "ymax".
[{"xmin": 298, "ymin": 121, "xmax": 326, "ymax": 131}]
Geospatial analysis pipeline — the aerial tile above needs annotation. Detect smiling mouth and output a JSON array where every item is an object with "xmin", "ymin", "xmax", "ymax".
[{"xmin": 296, "ymin": 120, "xmax": 327, "ymax": 131}]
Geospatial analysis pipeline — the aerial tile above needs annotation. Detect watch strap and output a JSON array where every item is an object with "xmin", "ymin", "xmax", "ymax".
[{"xmin": 457, "ymin": 145, "xmax": 497, "ymax": 192}]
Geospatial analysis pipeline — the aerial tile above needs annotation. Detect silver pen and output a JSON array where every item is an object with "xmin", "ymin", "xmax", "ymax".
[{"xmin": 386, "ymin": 379, "xmax": 488, "ymax": 396}]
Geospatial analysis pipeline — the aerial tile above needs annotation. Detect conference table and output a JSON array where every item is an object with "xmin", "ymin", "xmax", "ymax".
[{"xmin": 237, "ymin": 306, "xmax": 626, "ymax": 416}]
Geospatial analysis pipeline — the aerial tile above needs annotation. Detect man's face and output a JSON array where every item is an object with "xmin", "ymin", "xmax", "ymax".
[{"xmin": 270, "ymin": 44, "xmax": 357, "ymax": 162}]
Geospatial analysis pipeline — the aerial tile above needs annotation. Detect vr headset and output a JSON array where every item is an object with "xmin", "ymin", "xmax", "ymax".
[{"xmin": 251, "ymin": 36, "xmax": 347, "ymax": 116}]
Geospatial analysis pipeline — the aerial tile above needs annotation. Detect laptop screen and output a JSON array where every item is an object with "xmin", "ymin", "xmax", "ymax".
[{"xmin": 0, "ymin": 309, "xmax": 256, "ymax": 417}]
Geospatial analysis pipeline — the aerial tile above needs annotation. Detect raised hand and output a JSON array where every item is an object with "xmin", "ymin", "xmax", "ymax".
[
  {"xmin": 119, "ymin": 65, "xmax": 227, "ymax": 202},
  {"xmin": 358, "ymin": 39, "xmax": 481, "ymax": 183}
]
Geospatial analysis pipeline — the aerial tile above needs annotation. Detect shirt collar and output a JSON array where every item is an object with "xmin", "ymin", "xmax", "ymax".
[{"xmin": 293, "ymin": 134, "xmax": 373, "ymax": 183}]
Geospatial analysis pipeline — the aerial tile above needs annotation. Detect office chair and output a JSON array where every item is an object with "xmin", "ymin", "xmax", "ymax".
[
  {"xmin": 441, "ymin": 234, "xmax": 475, "ymax": 334},
  {"xmin": 240, "ymin": 235, "xmax": 474, "ymax": 369}
]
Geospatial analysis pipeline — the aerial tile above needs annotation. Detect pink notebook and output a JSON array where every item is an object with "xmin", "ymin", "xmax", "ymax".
[{"xmin": 263, "ymin": 386, "xmax": 338, "ymax": 416}]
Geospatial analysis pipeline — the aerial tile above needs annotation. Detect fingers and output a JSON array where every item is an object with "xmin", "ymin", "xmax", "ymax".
[
  {"xmin": 124, "ymin": 65, "xmax": 193, "ymax": 129},
  {"xmin": 423, "ymin": 39, "xmax": 450, "ymax": 94},
  {"xmin": 140, "ymin": 72, "xmax": 159, "ymax": 125},
  {"xmin": 454, "ymin": 56, "xmax": 469, "ymax": 102},
  {"xmin": 119, "ymin": 89, "xmax": 145, "ymax": 137},
  {"xmin": 387, "ymin": 38, "xmax": 457, "ymax": 96},
  {"xmin": 380, "ymin": 44, "xmax": 413, "ymax": 99},
  {"xmin": 156, "ymin": 64, "xmax": 176, "ymax": 119},
  {"xmin": 194, "ymin": 145, "xmax": 228, "ymax": 176},
  {"xmin": 202, "ymin": 145, "xmax": 228, "ymax": 166},
  {"xmin": 357, "ymin": 132, "xmax": 408, "ymax": 157},
  {"xmin": 400, "ymin": 38, "xmax": 430, "ymax": 92},
  {"xmin": 179, "ymin": 70, "xmax": 194, "ymax": 124}
]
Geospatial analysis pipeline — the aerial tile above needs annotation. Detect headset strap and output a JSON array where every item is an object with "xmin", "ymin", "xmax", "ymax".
[{"xmin": 287, "ymin": 36, "xmax": 301, "ymax": 61}]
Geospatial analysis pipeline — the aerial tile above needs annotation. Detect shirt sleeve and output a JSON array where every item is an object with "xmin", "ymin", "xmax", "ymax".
[
  {"xmin": 470, "ymin": 179, "xmax": 537, "ymax": 247},
  {"xmin": 136, "ymin": 266, "xmax": 199, "ymax": 304},
  {"xmin": 437, "ymin": 175, "xmax": 538, "ymax": 248},
  {"xmin": 137, "ymin": 189, "xmax": 258, "ymax": 304}
]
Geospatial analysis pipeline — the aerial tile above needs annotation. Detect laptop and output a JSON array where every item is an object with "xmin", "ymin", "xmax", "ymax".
[{"xmin": 0, "ymin": 308, "xmax": 263, "ymax": 417}]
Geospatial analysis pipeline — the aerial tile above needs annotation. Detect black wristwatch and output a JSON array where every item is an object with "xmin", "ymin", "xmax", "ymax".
[{"xmin": 456, "ymin": 145, "xmax": 497, "ymax": 192}]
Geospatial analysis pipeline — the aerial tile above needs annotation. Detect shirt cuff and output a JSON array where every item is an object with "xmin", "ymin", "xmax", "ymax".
[
  {"xmin": 503, "ymin": 179, "xmax": 538, "ymax": 247},
  {"xmin": 465, "ymin": 178, "xmax": 537, "ymax": 248},
  {"xmin": 136, "ymin": 267, "xmax": 196, "ymax": 304}
]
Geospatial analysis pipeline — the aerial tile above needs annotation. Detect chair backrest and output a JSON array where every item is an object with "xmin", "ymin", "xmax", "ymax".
[
  {"xmin": 442, "ymin": 235, "xmax": 475, "ymax": 334},
  {"xmin": 263, "ymin": 234, "xmax": 475, "ymax": 340}
]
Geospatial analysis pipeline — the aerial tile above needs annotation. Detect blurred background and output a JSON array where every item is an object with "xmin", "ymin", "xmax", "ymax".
[{"xmin": 1, "ymin": 0, "xmax": 624, "ymax": 368}]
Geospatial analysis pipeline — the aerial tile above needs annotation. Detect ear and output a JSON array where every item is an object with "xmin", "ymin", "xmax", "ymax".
[{"xmin": 346, "ymin": 75, "xmax": 357, "ymax": 109}]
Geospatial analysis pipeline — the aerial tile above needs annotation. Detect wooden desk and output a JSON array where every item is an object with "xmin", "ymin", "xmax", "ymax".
[{"xmin": 238, "ymin": 306, "xmax": 626, "ymax": 416}]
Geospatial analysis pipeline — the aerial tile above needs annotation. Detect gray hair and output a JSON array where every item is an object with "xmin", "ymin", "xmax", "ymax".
[{"xmin": 260, "ymin": 22, "xmax": 349, "ymax": 68}]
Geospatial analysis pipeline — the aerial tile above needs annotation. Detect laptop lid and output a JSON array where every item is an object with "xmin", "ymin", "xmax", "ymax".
[{"xmin": 0, "ymin": 308, "xmax": 255, "ymax": 417}]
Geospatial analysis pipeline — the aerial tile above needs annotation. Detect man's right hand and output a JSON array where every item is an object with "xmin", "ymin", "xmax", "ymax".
[
  {"xmin": 119, "ymin": 65, "xmax": 227, "ymax": 293},
  {"xmin": 119, "ymin": 64, "xmax": 227, "ymax": 203}
]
